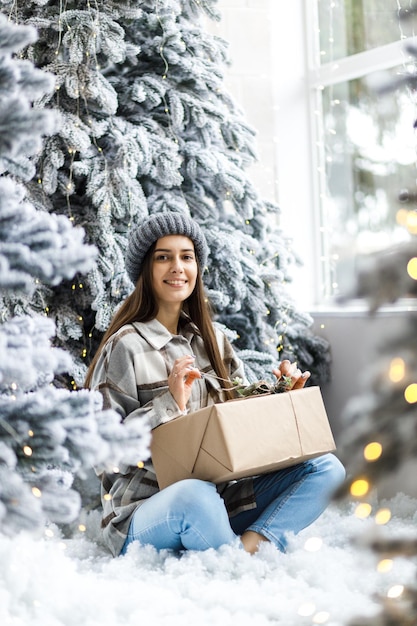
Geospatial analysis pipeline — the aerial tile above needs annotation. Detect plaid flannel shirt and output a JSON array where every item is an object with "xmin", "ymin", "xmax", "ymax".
[{"xmin": 90, "ymin": 316, "xmax": 257, "ymax": 556}]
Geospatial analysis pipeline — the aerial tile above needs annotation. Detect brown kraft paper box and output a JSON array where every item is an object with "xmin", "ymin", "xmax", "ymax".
[{"xmin": 151, "ymin": 386, "xmax": 336, "ymax": 489}]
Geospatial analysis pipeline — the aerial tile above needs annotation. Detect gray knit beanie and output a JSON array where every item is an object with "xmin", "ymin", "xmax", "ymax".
[{"xmin": 125, "ymin": 212, "xmax": 209, "ymax": 284}]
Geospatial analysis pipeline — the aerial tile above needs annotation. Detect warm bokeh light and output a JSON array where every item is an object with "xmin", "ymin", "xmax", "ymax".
[
  {"xmin": 407, "ymin": 257, "xmax": 417, "ymax": 279},
  {"xmin": 31, "ymin": 487, "xmax": 42, "ymax": 498},
  {"xmin": 350, "ymin": 479, "xmax": 369, "ymax": 497},
  {"xmin": 388, "ymin": 357, "xmax": 405, "ymax": 383},
  {"xmin": 396, "ymin": 208, "xmax": 408, "ymax": 225},
  {"xmin": 377, "ymin": 559, "xmax": 393, "ymax": 573},
  {"xmin": 304, "ymin": 537, "xmax": 323, "ymax": 552},
  {"xmin": 354, "ymin": 503, "xmax": 372, "ymax": 519},
  {"xmin": 375, "ymin": 508, "xmax": 391, "ymax": 525},
  {"xmin": 406, "ymin": 211, "xmax": 417, "ymax": 234},
  {"xmin": 313, "ymin": 612, "xmax": 330, "ymax": 624},
  {"xmin": 364, "ymin": 442, "xmax": 382, "ymax": 461},
  {"xmin": 387, "ymin": 585, "xmax": 404, "ymax": 598},
  {"xmin": 404, "ymin": 383, "xmax": 417, "ymax": 404}
]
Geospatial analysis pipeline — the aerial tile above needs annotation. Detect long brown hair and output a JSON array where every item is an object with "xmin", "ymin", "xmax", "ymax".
[{"xmin": 84, "ymin": 241, "xmax": 235, "ymax": 400}]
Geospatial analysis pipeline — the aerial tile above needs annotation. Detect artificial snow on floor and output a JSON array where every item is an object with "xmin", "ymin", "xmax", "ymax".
[{"xmin": 1, "ymin": 494, "xmax": 416, "ymax": 626}]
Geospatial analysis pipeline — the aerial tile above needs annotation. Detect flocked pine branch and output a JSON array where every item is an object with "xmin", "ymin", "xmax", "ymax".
[
  {"xmin": 0, "ymin": 313, "xmax": 151, "ymax": 534},
  {"xmin": 0, "ymin": 316, "xmax": 72, "ymax": 392},
  {"xmin": 0, "ymin": 13, "xmax": 151, "ymax": 537},
  {"xmin": 0, "ymin": 177, "xmax": 97, "ymax": 292}
]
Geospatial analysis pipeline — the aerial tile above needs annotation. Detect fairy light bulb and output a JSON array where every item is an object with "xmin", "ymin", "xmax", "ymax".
[
  {"xmin": 387, "ymin": 585, "xmax": 404, "ymax": 598},
  {"xmin": 406, "ymin": 211, "xmax": 417, "ymax": 234},
  {"xmin": 350, "ymin": 479, "xmax": 370, "ymax": 497},
  {"xmin": 407, "ymin": 257, "xmax": 417, "ymax": 279},
  {"xmin": 23, "ymin": 446, "xmax": 33, "ymax": 457},
  {"xmin": 364, "ymin": 442, "xmax": 382, "ymax": 461},
  {"xmin": 304, "ymin": 537, "xmax": 323, "ymax": 552},
  {"xmin": 396, "ymin": 208, "xmax": 408, "ymax": 225},
  {"xmin": 355, "ymin": 503, "xmax": 372, "ymax": 518},
  {"xmin": 389, "ymin": 358, "xmax": 405, "ymax": 382},
  {"xmin": 404, "ymin": 383, "xmax": 417, "ymax": 403},
  {"xmin": 377, "ymin": 559, "xmax": 393, "ymax": 573},
  {"xmin": 32, "ymin": 487, "xmax": 42, "ymax": 498},
  {"xmin": 375, "ymin": 508, "xmax": 391, "ymax": 525}
]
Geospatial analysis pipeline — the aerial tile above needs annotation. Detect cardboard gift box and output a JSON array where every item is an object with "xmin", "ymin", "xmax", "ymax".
[{"xmin": 151, "ymin": 386, "xmax": 336, "ymax": 489}]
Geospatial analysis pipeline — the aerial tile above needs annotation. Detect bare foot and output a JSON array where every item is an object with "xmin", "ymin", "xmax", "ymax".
[{"xmin": 240, "ymin": 530, "xmax": 269, "ymax": 554}]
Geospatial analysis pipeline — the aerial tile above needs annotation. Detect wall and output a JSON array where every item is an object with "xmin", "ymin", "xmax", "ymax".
[
  {"xmin": 204, "ymin": 0, "xmax": 278, "ymax": 205},
  {"xmin": 311, "ymin": 308, "xmax": 417, "ymax": 498},
  {"xmin": 311, "ymin": 308, "xmax": 405, "ymax": 437},
  {"xmin": 205, "ymin": 0, "xmax": 317, "ymax": 306}
]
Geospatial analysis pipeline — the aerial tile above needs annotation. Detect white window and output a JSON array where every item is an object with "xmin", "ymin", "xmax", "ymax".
[
  {"xmin": 308, "ymin": 1, "xmax": 417, "ymax": 303},
  {"xmin": 272, "ymin": 1, "xmax": 417, "ymax": 307}
]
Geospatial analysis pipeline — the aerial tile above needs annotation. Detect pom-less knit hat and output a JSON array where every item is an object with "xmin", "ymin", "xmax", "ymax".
[{"xmin": 125, "ymin": 212, "xmax": 209, "ymax": 284}]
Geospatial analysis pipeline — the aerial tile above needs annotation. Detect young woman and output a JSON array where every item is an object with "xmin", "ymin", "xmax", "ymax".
[{"xmin": 85, "ymin": 212, "xmax": 345, "ymax": 557}]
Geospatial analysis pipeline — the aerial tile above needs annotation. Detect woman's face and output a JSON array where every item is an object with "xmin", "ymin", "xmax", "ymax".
[{"xmin": 151, "ymin": 235, "xmax": 198, "ymax": 309}]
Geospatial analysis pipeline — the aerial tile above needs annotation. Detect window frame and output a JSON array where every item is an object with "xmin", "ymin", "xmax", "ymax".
[{"xmin": 272, "ymin": 0, "xmax": 417, "ymax": 310}]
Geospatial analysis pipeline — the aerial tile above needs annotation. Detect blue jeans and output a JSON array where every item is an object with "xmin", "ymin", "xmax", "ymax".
[{"xmin": 120, "ymin": 453, "xmax": 345, "ymax": 555}]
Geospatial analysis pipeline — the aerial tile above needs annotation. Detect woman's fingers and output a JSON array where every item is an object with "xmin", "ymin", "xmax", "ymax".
[
  {"xmin": 279, "ymin": 360, "xmax": 297, "ymax": 377},
  {"xmin": 292, "ymin": 371, "xmax": 311, "ymax": 389},
  {"xmin": 273, "ymin": 360, "xmax": 311, "ymax": 390},
  {"xmin": 184, "ymin": 368, "xmax": 201, "ymax": 386},
  {"xmin": 168, "ymin": 356, "xmax": 201, "ymax": 411},
  {"xmin": 170, "ymin": 355, "xmax": 196, "ymax": 380},
  {"xmin": 272, "ymin": 368, "xmax": 282, "ymax": 380}
]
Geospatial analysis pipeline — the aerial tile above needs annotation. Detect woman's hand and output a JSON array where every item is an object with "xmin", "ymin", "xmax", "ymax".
[
  {"xmin": 272, "ymin": 359, "xmax": 310, "ymax": 391},
  {"xmin": 168, "ymin": 355, "xmax": 201, "ymax": 412}
]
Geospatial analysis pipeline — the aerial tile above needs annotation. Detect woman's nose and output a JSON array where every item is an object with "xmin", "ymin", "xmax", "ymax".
[{"xmin": 170, "ymin": 257, "xmax": 184, "ymax": 272}]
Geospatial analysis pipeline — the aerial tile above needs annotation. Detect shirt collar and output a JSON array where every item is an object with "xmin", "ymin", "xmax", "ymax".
[{"xmin": 132, "ymin": 315, "xmax": 199, "ymax": 350}]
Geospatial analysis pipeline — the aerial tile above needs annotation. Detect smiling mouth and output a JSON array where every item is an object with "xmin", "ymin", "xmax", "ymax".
[{"xmin": 164, "ymin": 280, "xmax": 187, "ymax": 285}]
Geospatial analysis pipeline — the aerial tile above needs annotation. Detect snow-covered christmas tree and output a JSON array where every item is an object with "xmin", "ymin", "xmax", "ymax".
[
  {"xmin": 0, "ymin": 14, "xmax": 150, "ymax": 537},
  {"xmin": 0, "ymin": 0, "xmax": 331, "ymax": 390}
]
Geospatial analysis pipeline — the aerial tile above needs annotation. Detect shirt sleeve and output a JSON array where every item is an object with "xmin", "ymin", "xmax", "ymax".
[{"xmin": 90, "ymin": 336, "xmax": 186, "ymax": 431}]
